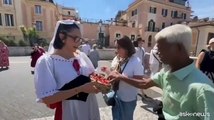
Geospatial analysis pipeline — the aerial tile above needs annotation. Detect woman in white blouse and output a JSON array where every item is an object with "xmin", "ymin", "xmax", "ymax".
[
  {"xmin": 111, "ymin": 36, "xmax": 144, "ymax": 120},
  {"xmin": 34, "ymin": 20, "xmax": 100, "ymax": 120}
]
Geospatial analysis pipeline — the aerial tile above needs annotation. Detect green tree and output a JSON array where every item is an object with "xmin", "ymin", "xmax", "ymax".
[
  {"xmin": 28, "ymin": 27, "xmax": 39, "ymax": 46},
  {"xmin": 18, "ymin": 40, "xmax": 28, "ymax": 46},
  {"xmin": 19, "ymin": 26, "xmax": 39, "ymax": 46},
  {"xmin": 20, "ymin": 26, "xmax": 28, "ymax": 42}
]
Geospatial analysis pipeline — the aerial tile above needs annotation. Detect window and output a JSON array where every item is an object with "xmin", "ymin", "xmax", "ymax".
[
  {"xmin": 131, "ymin": 9, "xmax": 137, "ymax": 16},
  {"xmin": 3, "ymin": 0, "xmax": 12, "ymax": 5},
  {"xmin": 116, "ymin": 33, "xmax": 121, "ymax": 39},
  {"xmin": 165, "ymin": 9, "xmax": 168, "ymax": 16},
  {"xmin": 150, "ymin": 7, "xmax": 156, "ymax": 14},
  {"xmin": 0, "ymin": 14, "xmax": 2, "ymax": 26},
  {"xmin": 134, "ymin": 9, "xmax": 137, "ymax": 15},
  {"xmin": 148, "ymin": 20, "xmax": 155, "ymax": 32},
  {"xmin": 131, "ymin": 35, "xmax": 135, "ymax": 41},
  {"xmin": 148, "ymin": 35, "xmax": 152, "ymax": 47},
  {"xmin": 170, "ymin": 22, "xmax": 173, "ymax": 25},
  {"xmin": 132, "ymin": 22, "xmax": 136, "ymax": 28},
  {"xmin": 68, "ymin": 11, "xmax": 71, "ymax": 15},
  {"xmin": 162, "ymin": 22, "xmax": 165, "ymax": 29},
  {"xmin": 36, "ymin": 21, "xmax": 43, "ymax": 31},
  {"xmin": 35, "ymin": 5, "xmax": 42, "ymax": 14},
  {"xmin": 174, "ymin": 11, "xmax": 178, "ymax": 17},
  {"xmin": 183, "ymin": 13, "xmax": 186, "ymax": 19},
  {"xmin": 171, "ymin": 11, "xmax": 178, "ymax": 18},
  {"xmin": 131, "ymin": 11, "xmax": 135, "ymax": 16},
  {"xmin": 162, "ymin": 9, "xmax": 168, "ymax": 17},
  {"xmin": 5, "ymin": 14, "xmax": 14, "ymax": 26}
]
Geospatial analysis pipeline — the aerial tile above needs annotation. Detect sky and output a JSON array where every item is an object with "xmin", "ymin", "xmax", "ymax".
[{"xmin": 54, "ymin": 0, "xmax": 214, "ymax": 20}]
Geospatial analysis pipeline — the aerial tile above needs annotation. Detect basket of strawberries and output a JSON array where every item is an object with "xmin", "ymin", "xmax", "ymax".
[{"xmin": 90, "ymin": 73, "xmax": 111, "ymax": 94}]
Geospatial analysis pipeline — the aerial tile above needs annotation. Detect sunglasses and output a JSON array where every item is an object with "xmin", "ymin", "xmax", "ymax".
[{"xmin": 67, "ymin": 34, "xmax": 83, "ymax": 43}]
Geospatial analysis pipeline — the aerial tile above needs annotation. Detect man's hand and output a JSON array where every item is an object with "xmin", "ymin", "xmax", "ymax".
[{"xmin": 108, "ymin": 71, "xmax": 125, "ymax": 83}]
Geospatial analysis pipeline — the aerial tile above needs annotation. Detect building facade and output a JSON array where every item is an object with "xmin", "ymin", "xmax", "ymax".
[
  {"xmin": 80, "ymin": 21, "xmax": 139, "ymax": 47},
  {"xmin": 0, "ymin": 0, "xmax": 78, "ymax": 42},
  {"xmin": 0, "ymin": 0, "xmax": 22, "ymax": 40},
  {"xmin": 57, "ymin": 5, "xmax": 79, "ymax": 20},
  {"xmin": 189, "ymin": 22, "xmax": 214, "ymax": 56},
  {"xmin": 21, "ymin": 0, "xmax": 58, "ymax": 40},
  {"xmin": 118, "ymin": 0, "xmax": 191, "ymax": 51}
]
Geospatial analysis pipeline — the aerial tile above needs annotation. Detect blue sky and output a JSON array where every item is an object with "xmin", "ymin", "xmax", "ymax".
[{"xmin": 55, "ymin": 0, "xmax": 214, "ymax": 20}]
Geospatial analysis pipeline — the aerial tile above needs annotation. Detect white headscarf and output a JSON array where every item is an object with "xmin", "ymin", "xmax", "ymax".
[{"xmin": 48, "ymin": 19, "xmax": 81, "ymax": 54}]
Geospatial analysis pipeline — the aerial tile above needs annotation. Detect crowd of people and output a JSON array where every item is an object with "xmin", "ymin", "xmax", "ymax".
[{"xmin": 33, "ymin": 20, "xmax": 214, "ymax": 120}]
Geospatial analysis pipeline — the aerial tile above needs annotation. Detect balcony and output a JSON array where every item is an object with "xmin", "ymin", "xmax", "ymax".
[{"xmin": 145, "ymin": 27, "xmax": 160, "ymax": 32}]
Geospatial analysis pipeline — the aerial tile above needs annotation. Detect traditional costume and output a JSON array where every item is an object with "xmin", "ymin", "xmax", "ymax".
[
  {"xmin": 34, "ymin": 20, "xmax": 100, "ymax": 120},
  {"xmin": 0, "ymin": 41, "xmax": 9, "ymax": 68}
]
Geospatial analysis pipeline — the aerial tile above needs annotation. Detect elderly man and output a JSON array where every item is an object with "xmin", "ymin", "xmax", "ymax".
[{"xmin": 109, "ymin": 24, "xmax": 214, "ymax": 120}]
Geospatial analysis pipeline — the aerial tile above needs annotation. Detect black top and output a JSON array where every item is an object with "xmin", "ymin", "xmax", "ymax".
[{"xmin": 200, "ymin": 50, "xmax": 214, "ymax": 82}]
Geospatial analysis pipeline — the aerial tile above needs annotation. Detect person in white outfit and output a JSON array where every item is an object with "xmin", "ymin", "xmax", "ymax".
[
  {"xmin": 134, "ymin": 38, "xmax": 151, "ymax": 101},
  {"xmin": 149, "ymin": 44, "xmax": 162, "ymax": 76},
  {"xmin": 34, "ymin": 20, "xmax": 100, "ymax": 120},
  {"xmin": 88, "ymin": 44, "xmax": 100, "ymax": 68},
  {"xmin": 134, "ymin": 38, "xmax": 146, "ymax": 66},
  {"xmin": 81, "ymin": 41, "xmax": 91, "ymax": 56}
]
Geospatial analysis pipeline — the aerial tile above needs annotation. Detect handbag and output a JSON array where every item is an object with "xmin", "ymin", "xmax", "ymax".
[{"xmin": 103, "ymin": 58, "xmax": 129, "ymax": 106}]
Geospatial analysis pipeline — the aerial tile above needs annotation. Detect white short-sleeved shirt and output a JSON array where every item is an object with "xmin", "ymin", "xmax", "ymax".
[
  {"xmin": 34, "ymin": 52, "xmax": 100, "ymax": 120},
  {"xmin": 134, "ymin": 47, "xmax": 145, "ymax": 64},
  {"xmin": 111, "ymin": 55, "xmax": 144, "ymax": 102}
]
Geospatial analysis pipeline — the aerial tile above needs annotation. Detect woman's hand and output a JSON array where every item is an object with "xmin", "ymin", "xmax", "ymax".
[
  {"xmin": 101, "ymin": 66, "xmax": 111, "ymax": 75},
  {"xmin": 108, "ymin": 71, "xmax": 124, "ymax": 83},
  {"xmin": 79, "ymin": 82, "xmax": 100, "ymax": 94}
]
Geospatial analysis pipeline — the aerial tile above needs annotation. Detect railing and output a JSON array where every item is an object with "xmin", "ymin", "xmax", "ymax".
[
  {"xmin": 145, "ymin": 27, "xmax": 160, "ymax": 32},
  {"xmin": 80, "ymin": 18, "xmax": 112, "ymax": 25}
]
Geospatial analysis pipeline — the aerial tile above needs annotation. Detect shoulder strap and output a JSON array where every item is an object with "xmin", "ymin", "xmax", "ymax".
[
  {"xmin": 113, "ymin": 58, "xmax": 130, "ymax": 91},
  {"xmin": 120, "ymin": 59, "xmax": 129, "ymax": 73},
  {"xmin": 152, "ymin": 51, "xmax": 161, "ymax": 64}
]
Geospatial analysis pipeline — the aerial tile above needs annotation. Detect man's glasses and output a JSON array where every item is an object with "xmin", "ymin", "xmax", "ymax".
[{"xmin": 67, "ymin": 34, "xmax": 83, "ymax": 43}]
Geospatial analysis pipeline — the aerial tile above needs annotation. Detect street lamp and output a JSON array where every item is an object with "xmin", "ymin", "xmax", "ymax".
[{"xmin": 98, "ymin": 20, "xmax": 103, "ymax": 49}]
